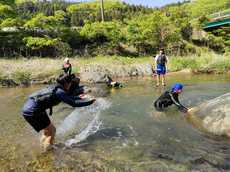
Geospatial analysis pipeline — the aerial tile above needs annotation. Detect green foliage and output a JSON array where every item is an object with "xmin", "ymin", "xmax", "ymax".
[
  {"xmin": 11, "ymin": 69, "xmax": 31, "ymax": 85},
  {"xmin": 0, "ymin": 3, "xmax": 14, "ymax": 18},
  {"xmin": 169, "ymin": 57, "xmax": 198, "ymax": 71},
  {"xmin": 56, "ymin": 41, "xmax": 72, "ymax": 57},
  {"xmin": 24, "ymin": 12, "xmax": 65, "ymax": 30},
  {"xmin": 0, "ymin": 0, "xmax": 229, "ymax": 58},
  {"xmin": 0, "ymin": 18, "xmax": 23, "ymax": 27},
  {"xmin": 23, "ymin": 36, "xmax": 60, "ymax": 49},
  {"xmin": 168, "ymin": 53, "xmax": 230, "ymax": 73},
  {"xmin": 80, "ymin": 21, "xmax": 123, "ymax": 45},
  {"xmin": 126, "ymin": 11, "xmax": 181, "ymax": 54},
  {"xmin": 188, "ymin": 0, "xmax": 230, "ymax": 18},
  {"xmin": 0, "ymin": 0, "xmax": 15, "ymax": 5},
  {"xmin": 206, "ymin": 33, "xmax": 225, "ymax": 52}
]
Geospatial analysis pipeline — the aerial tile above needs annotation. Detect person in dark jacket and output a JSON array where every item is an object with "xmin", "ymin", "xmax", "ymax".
[
  {"xmin": 21, "ymin": 74, "xmax": 95, "ymax": 150},
  {"xmin": 154, "ymin": 83, "xmax": 190, "ymax": 113}
]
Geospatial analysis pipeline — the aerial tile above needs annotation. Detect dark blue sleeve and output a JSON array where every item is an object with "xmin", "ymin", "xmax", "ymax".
[
  {"xmin": 55, "ymin": 88, "xmax": 94, "ymax": 107},
  {"xmin": 55, "ymin": 88, "xmax": 78, "ymax": 107}
]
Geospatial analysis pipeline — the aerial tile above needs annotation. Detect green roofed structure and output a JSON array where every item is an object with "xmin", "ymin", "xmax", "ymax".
[{"xmin": 203, "ymin": 9, "xmax": 230, "ymax": 30}]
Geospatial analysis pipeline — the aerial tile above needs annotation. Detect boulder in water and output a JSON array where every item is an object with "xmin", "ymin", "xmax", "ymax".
[{"xmin": 189, "ymin": 93, "xmax": 230, "ymax": 137}]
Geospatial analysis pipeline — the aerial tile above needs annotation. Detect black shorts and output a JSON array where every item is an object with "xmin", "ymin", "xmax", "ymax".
[{"xmin": 23, "ymin": 111, "xmax": 51, "ymax": 132}]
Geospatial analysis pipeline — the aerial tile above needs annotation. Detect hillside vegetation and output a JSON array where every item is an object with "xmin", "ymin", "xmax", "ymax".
[{"xmin": 0, "ymin": 0, "xmax": 229, "ymax": 58}]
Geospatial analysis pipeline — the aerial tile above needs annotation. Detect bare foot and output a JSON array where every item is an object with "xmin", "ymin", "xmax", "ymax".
[{"xmin": 42, "ymin": 136, "xmax": 52, "ymax": 151}]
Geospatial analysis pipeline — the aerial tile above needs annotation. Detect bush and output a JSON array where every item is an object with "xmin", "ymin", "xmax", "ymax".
[
  {"xmin": 11, "ymin": 70, "xmax": 31, "ymax": 85},
  {"xmin": 169, "ymin": 57, "xmax": 198, "ymax": 71}
]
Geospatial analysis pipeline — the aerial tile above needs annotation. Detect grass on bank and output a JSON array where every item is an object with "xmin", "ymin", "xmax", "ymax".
[
  {"xmin": 0, "ymin": 52, "xmax": 229, "ymax": 85},
  {"xmin": 169, "ymin": 52, "xmax": 230, "ymax": 73}
]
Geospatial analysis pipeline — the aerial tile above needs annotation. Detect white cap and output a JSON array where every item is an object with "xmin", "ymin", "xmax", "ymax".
[{"xmin": 64, "ymin": 58, "xmax": 70, "ymax": 63}]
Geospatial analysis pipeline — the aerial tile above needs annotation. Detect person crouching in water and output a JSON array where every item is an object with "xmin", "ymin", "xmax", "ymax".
[
  {"xmin": 154, "ymin": 83, "xmax": 190, "ymax": 113},
  {"xmin": 105, "ymin": 75, "xmax": 123, "ymax": 88},
  {"xmin": 21, "ymin": 74, "xmax": 95, "ymax": 150},
  {"xmin": 154, "ymin": 49, "xmax": 168, "ymax": 86},
  {"xmin": 62, "ymin": 58, "xmax": 72, "ymax": 75}
]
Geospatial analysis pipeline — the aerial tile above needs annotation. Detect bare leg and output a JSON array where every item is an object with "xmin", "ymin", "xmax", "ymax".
[
  {"xmin": 162, "ymin": 75, "xmax": 166, "ymax": 86},
  {"xmin": 42, "ymin": 123, "xmax": 56, "ymax": 150},
  {"xmin": 50, "ymin": 125, "xmax": 56, "ymax": 145},
  {"xmin": 156, "ymin": 75, "xmax": 160, "ymax": 86}
]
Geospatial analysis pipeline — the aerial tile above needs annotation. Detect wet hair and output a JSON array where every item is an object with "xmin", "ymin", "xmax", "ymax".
[{"xmin": 64, "ymin": 58, "xmax": 70, "ymax": 63}]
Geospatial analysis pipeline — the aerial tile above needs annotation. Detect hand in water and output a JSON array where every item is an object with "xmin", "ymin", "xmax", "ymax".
[
  {"xmin": 187, "ymin": 108, "xmax": 193, "ymax": 113},
  {"xmin": 79, "ymin": 94, "xmax": 87, "ymax": 99}
]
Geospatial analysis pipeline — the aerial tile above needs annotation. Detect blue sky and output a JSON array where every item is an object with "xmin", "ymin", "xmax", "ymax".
[{"xmin": 65, "ymin": 0, "xmax": 184, "ymax": 8}]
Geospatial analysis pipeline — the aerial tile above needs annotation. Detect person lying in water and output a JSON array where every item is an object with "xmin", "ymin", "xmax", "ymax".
[
  {"xmin": 105, "ymin": 75, "xmax": 123, "ymax": 88},
  {"xmin": 154, "ymin": 83, "xmax": 191, "ymax": 113},
  {"xmin": 21, "ymin": 74, "xmax": 96, "ymax": 150}
]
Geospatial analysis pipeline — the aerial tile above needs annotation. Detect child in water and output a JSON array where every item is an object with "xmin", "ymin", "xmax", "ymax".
[
  {"xmin": 105, "ymin": 75, "xmax": 123, "ymax": 88},
  {"xmin": 21, "ymin": 74, "xmax": 95, "ymax": 150},
  {"xmin": 154, "ymin": 83, "xmax": 191, "ymax": 113},
  {"xmin": 62, "ymin": 58, "xmax": 72, "ymax": 75}
]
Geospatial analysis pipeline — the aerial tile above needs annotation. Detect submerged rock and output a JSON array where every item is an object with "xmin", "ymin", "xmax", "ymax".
[{"xmin": 189, "ymin": 93, "xmax": 230, "ymax": 137}]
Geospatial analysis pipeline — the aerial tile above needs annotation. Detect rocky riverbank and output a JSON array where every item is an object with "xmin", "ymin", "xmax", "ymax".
[
  {"xmin": 0, "ymin": 52, "xmax": 229, "ymax": 87},
  {"xmin": 0, "ymin": 57, "xmax": 154, "ymax": 87},
  {"xmin": 79, "ymin": 63, "xmax": 153, "ymax": 83}
]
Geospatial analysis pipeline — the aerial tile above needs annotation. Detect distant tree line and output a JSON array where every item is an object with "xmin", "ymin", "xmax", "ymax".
[{"xmin": 0, "ymin": 0, "xmax": 229, "ymax": 58}]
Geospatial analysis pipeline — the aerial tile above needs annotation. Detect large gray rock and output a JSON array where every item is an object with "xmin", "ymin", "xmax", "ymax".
[
  {"xmin": 190, "ymin": 93, "xmax": 230, "ymax": 137},
  {"xmin": 79, "ymin": 63, "xmax": 153, "ymax": 83}
]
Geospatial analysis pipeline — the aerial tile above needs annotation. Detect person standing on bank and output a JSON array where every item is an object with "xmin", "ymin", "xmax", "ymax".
[
  {"xmin": 62, "ymin": 58, "xmax": 72, "ymax": 75},
  {"xmin": 21, "ymin": 75, "xmax": 95, "ymax": 150},
  {"xmin": 154, "ymin": 49, "xmax": 168, "ymax": 87}
]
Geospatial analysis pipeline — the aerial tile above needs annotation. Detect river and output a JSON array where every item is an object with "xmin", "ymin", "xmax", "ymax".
[{"xmin": 0, "ymin": 74, "xmax": 230, "ymax": 171}]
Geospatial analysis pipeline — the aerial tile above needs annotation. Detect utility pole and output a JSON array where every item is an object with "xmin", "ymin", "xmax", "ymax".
[{"xmin": 100, "ymin": 0, "xmax": 105, "ymax": 21}]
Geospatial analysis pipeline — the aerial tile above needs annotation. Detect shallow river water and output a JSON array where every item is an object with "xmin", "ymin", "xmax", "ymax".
[{"xmin": 0, "ymin": 74, "xmax": 230, "ymax": 172}]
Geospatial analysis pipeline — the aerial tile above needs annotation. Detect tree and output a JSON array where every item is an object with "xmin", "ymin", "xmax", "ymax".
[
  {"xmin": 126, "ymin": 11, "xmax": 181, "ymax": 54},
  {"xmin": 80, "ymin": 21, "xmax": 124, "ymax": 46},
  {"xmin": 0, "ymin": 3, "xmax": 14, "ymax": 18},
  {"xmin": 188, "ymin": 0, "xmax": 230, "ymax": 18},
  {"xmin": 0, "ymin": 18, "xmax": 23, "ymax": 27}
]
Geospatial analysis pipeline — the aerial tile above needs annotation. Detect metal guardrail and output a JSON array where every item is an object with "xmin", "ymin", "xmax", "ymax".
[
  {"xmin": 203, "ymin": 18, "xmax": 230, "ymax": 29},
  {"xmin": 209, "ymin": 9, "xmax": 230, "ymax": 21}
]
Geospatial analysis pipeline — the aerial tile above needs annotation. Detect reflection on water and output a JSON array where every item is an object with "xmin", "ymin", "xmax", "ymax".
[{"xmin": 0, "ymin": 74, "xmax": 230, "ymax": 171}]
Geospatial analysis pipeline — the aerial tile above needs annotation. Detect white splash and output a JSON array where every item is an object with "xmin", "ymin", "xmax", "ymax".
[{"xmin": 56, "ymin": 98, "xmax": 111, "ymax": 146}]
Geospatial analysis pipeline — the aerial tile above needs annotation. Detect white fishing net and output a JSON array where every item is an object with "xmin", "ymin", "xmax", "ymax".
[
  {"xmin": 190, "ymin": 93, "xmax": 230, "ymax": 137},
  {"xmin": 56, "ymin": 98, "xmax": 111, "ymax": 146}
]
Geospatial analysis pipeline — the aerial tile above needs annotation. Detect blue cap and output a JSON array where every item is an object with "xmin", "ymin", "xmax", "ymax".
[{"xmin": 171, "ymin": 83, "xmax": 183, "ymax": 92}]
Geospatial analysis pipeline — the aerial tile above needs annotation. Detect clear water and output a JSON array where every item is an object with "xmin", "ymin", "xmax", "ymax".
[{"xmin": 0, "ymin": 74, "xmax": 230, "ymax": 171}]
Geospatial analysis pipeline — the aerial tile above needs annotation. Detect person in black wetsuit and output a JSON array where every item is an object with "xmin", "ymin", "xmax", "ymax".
[
  {"xmin": 21, "ymin": 74, "xmax": 95, "ymax": 150},
  {"xmin": 154, "ymin": 83, "xmax": 190, "ymax": 113},
  {"xmin": 105, "ymin": 75, "xmax": 123, "ymax": 88}
]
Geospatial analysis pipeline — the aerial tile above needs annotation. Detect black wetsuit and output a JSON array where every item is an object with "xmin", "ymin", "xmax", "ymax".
[
  {"xmin": 106, "ymin": 76, "xmax": 122, "ymax": 88},
  {"xmin": 154, "ymin": 91, "xmax": 188, "ymax": 113}
]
